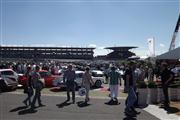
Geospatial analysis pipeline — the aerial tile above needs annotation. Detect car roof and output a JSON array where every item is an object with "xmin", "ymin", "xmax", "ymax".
[
  {"xmin": 91, "ymin": 70, "xmax": 103, "ymax": 74},
  {"xmin": 0, "ymin": 69, "xmax": 14, "ymax": 72},
  {"xmin": 75, "ymin": 71, "xmax": 84, "ymax": 74}
]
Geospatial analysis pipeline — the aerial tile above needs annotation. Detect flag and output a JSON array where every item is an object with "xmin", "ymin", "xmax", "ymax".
[{"xmin": 147, "ymin": 38, "xmax": 155, "ymax": 57}]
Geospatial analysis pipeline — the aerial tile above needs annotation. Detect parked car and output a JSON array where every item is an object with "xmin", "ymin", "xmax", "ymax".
[
  {"xmin": 0, "ymin": 69, "xmax": 19, "ymax": 91},
  {"xmin": 53, "ymin": 70, "xmax": 104, "ymax": 90},
  {"xmin": 91, "ymin": 70, "xmax": 104, "ymax": 88},
  {"xmin": 18, "ymin": 70, "xmax": 60, "ymax": 87},
  {"xmin": 52, "ymin": 70, "xmax": 84, "ymax": 90}
]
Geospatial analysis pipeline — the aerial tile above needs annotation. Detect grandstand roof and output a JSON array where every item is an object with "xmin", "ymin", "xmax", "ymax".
[
  {"xmin": 0, "ymin": 45, "xmax": 95, "ymax": 49},
  {"xmin": 105, "ymin": 46, "xmax": 137, "ymax": 50}
]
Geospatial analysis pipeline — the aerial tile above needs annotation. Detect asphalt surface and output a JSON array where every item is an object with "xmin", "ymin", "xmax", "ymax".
[{"xmin": 0, "ymin": 92, "xmax": 160, "ymax": 120}]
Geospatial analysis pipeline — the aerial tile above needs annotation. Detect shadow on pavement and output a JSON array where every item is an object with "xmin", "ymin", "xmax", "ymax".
[
  {"xmin": 56, "ymin": 100, "xmax": 71, "ymax": 108},
  {"xmin": 9, "ymin": 106, "xmax": 28, "ymax": 112},
  {"xmin": 50, "ymin": 86, "xmax": 104, "ymax": 92},
  {"xmin": 90, "ymin": 86, "xmax": 104, "ymax": 90},
  {"xmin": 50, "ymin": 87, "xmax": 65, "ymax": 92},
  {"xmin": 123, "ymin": 116, "xmax": 137, "ymax": 120},
  {"xmin": 77, "ymin": 101, "xmax": 91, "ymax": 108},
  {"xmin": 135, "ymin": 104, "xmax": 148, "ymax": 109},
  {"xmin": 123, "ymin": 112, "xmax": 138, "ymax": 120},
  {"xmin": 18, "ymin": 108, "xmax": 37, "ymax": 115},
  {"xmin": 160, "ymin": 105, "xmax": 180, "ymax": 114},
  {"xmin": 104, "ymin": 101, "xmax": 120, "ymax": 106},
  {"xmin": 166, "ymin": 106, "xmax": 180, "ymax": 114}
]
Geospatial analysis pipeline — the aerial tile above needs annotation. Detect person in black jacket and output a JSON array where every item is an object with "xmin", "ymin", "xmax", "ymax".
[
  {"xmin": 23, "ymin": 66, "xmax": 34, "ymax": 106},
  {"xmin": 31, "ymin": 66, "xmax": 45, "ymax": 110},
  {"xmin": 160, "ymin": 62, "xmax": 174, "ymax": 108},
  {"xmin": 63, "ymin": 64, "xmax": 76, "ymax": 104},
  {"xmin": 124, "ymin": 62, "xmax": 140, "ymax": 116}
]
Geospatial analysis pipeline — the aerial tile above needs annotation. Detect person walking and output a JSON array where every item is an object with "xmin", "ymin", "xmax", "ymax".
[
  {"xmin": 31, "ymin": 66, "xmax": 44, "ymax": 110},
  {"xmin": 23, "ymin": 66, "xmax": 34, "ymax": 106},
  {"xmin": 63, "ymin": 64, "xmax": 76, "ymax": 104},
  {"xmin": 160, "ymin": 62, "xmax": 174, "ymax": 108},
  {"xmin": 82, "ymin": 67, "xmax": 94, "ymax": 103},
  {"xmin": 107, "ymin": 66, "xmax": 121, "ymax": 105},
  {"xmin": 124, "ymin": 62, "xmax": 140, "ymax": 116}
]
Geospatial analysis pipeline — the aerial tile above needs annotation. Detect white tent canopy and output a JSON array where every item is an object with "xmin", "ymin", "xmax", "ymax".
[{"xmin": 156, "ymin": 47, "xmax": 180, "ymax": 60}]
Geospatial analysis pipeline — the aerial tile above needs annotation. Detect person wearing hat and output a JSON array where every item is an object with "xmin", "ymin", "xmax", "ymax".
[
  {"xmin": 82, "ymin": 67, "xmax": 94, "ymax": 103},
  {"xmin": 160, "ymin": 62, "xmax": 174, "ymax": 108},
  {"xmin": 63, "ymin": 64, "xmax": 76, "ymax": 104}
]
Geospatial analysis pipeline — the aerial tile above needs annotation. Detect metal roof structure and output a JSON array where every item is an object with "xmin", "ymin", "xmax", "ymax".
[
  {"xmin": 104, "ymin": 46, "xmax": 138, "ymax": 60},
  {"xmin": 156, "ymin": 47, "xmax": 180, "ymax": 60},
  {"xmin": 105, "ymin": 46, "xmax": 137, "ymax": 51}
]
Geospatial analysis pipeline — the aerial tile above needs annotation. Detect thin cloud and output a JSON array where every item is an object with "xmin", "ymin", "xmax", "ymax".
[
  {"xmin": 160, "ymin": 43, "xmax": 165, "ymax": 47},
  {"xmin": 97, "ymin": 46, "xmax": 105, "ymax": 50},
  {"xmin": 88, "ymin": 44, "xmax": 97, "ymax": 48}
]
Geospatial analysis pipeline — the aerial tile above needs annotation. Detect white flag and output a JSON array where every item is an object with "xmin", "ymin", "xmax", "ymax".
[{"xmin": 147, "ymin": 38, "xmax": 155, "ymax": 57}]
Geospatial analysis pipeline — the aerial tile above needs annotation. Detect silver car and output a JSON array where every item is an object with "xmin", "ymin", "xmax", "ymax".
[{"xmin": 0, "ymin": 69, "xmax": 19, "ymax": 91}]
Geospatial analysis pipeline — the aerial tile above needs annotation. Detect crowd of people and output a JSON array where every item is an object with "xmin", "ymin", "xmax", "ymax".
[{"xmin": 0, "ymin": 60, "xmax": 178, "ymax": 116}]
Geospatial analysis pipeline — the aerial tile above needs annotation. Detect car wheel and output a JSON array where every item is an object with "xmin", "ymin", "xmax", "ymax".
[
  {"xmin": 0, "ymin": 81, "xmax": 7, "ymax": 92},
  {"xmin": 95, "ymin": 80, "xmax": 102, "ymax": 88}
]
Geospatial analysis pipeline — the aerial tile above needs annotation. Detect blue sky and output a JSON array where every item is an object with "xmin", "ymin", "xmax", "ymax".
[{"xmin": 0, "ymin": 0, "xmax": 179, "ymax": 56}]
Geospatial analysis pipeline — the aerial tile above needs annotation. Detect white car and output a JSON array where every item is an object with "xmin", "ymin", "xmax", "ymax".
[
  {"xmin": 53, "ymin": 70, "xmax": 104, "ymax": 90},
  {"xmin": 91, "ymin": 70, "xmax": 105, "ymax": 88},
  {"xmin": 0, "ymin": 69, "xmax": 19, "ymax": 91},
  {"xmin": 52, "ymin": 71, "xmax": 84, "ymax": 90}
]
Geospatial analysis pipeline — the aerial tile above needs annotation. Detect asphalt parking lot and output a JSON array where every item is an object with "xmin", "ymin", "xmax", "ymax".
[{"xmin": 0, "ymin": 92, "xmax": 160, "ymax": 120}]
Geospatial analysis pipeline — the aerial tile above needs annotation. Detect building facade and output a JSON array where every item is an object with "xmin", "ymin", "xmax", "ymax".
[{"xmin": 0, "ymin": 46, "xmax": 95, "ymax": 60}]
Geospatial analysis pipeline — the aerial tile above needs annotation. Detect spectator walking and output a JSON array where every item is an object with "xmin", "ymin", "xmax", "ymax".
[
  {"xmin": 23, "ymin": 66, "xmax": 34, "ymax": 106},
  {"xmin": 31, "ymin": 66, "xmax": 44, "ymax": 110},
  {"xmin": 63, "ymin": 64, "xmax": 76, "ymax": 104},
  {"xmin": 160, "ymin": 62, "xmax": 174, "ymax": 108},
  {"xmin": 124, "ymin": 62, "xmax": 140, "ymax": 116},
  {"xmin": 107, "ymin": 66, "xmax": 121, "ymax": 105},
  {"xmin": 82, "ymin": 67, "xmax": 94, "ymax": 103}
]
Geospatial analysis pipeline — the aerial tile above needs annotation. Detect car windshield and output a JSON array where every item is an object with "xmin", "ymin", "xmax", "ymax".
[{"xmin": 92, "ymin": 72, "xmax": 103, "ymax": 77}]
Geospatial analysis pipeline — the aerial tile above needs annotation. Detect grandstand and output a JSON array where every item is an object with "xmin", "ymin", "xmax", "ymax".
[{"xmin": 0, "ymin": 45, "xmax": 95, "ymax": 60}]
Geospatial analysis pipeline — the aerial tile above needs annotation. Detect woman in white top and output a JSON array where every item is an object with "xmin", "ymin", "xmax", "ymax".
[{"xmin": 82, "ymin": 67, "xmax": 94, "ymax": 103}]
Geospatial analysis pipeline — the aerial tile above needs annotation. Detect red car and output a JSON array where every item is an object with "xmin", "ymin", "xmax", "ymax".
[{"xmin": 18, "ymin": 70, "xmax": 59, "ymax": 87}]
